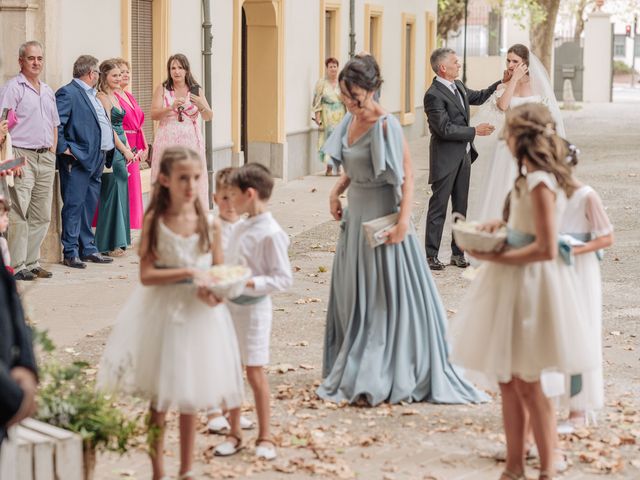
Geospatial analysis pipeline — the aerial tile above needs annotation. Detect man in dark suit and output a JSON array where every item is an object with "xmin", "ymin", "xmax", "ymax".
[
  {"xmin": 423, "ymin": 48, "xmax": 500, "ymax": 270},
  {"xmin": 56, "ymin": 55, "xmax": 114, "ymax": 268},
  {"xmin": 0, "ymin": 252, "xmax": 38, "ymax": 445}
]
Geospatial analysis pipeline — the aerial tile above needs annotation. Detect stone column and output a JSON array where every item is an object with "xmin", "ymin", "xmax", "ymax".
[{"xmin": 583, "ymin": 11, "xmax": 613, "ymax": 103}]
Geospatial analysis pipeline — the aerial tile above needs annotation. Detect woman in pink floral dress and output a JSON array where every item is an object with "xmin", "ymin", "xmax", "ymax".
[
  {"xmin": 114, "ymin": 58, "xmax": 146, "ymax": 229},
  {"xmin": 151, "ymin": 54, "xmax": 213, "ymax": 208}
]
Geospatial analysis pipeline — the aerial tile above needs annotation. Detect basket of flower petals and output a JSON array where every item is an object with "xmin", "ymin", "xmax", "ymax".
[
  {"xmin": 198, "ymin": 264, "xmax": 251, "ymax": 299},
  {"xmin": 451, "ymin": 214, "xmax": 507, "ymax": 253}
]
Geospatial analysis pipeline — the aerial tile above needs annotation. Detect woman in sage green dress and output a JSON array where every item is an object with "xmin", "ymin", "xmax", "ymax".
[
  {"xmin": 95, "ymin": 59, "xmax": 134, "ymax": 255},
  {"xmin": 312, "ymin": 57, "xmax": 346, "ymax": 176},
  {"xmin": 317, "ymin": 55, "xmax": 487, "ymax": 406}
]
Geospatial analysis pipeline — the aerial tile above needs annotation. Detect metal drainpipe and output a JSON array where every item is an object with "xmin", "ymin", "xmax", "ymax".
[
  {"xmin": 349, "ymin": 0, "xmax": 356, "ymax": 58},
  {"xmin": 202, "ymin": 0, "xmax": 214, "ymax": 207}
]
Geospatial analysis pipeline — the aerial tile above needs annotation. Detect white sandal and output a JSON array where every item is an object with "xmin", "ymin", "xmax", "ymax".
[
  {"xmin": 207, "ymin": 415, "xmax": 254, "ymax": 433},
  {"xmin": 178, "ymin": 472, "xmax": 195, "ymax": 480},
  {"xmin": 554, "ymin": 448, "xmax": 569, "ymax": 473},
  {"xmin": 207, "ymin": 415, "xmax": 231, "ymax": 433},
  {"xmin": 255, "ymin": 438, "xmax": 277, "ymax": 461},
  {"xmin": 213, "ymin": 434, "xmax": 244, "ymax": 456}
]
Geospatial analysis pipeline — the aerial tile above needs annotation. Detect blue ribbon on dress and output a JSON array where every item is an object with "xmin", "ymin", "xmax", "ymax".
[
  {"xmin": 507, "ymin": 228, "xmax": 574, "ymax": 266},
  {"xmin": 230, "ymin": 294, "xmax": 266, "ymax": 305},
  {"xmin": 566, "ymin": 232, "xmax": 604, "ymax": 261}
]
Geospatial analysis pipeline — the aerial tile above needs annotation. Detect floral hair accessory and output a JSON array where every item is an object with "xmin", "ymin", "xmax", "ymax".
[
  {"xmin": 543, "ymin": 123, "xmax": 555, "ymax": 137},
  {"xmin": 566, "ymin": 143, "xmax": 580, "ymax": 164}
]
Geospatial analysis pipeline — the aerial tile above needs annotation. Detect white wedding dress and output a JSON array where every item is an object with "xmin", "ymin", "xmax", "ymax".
[
  {"xmin": 469, "ymin": 92, "xmax": 542, "ymax": 222},
  {"xmin": 468, "ymin": 53, "xmax": 565, "ymax": 223},
  {"xmin": 97, "ymin": 221, "xmax": 244, "ymax": 413}
]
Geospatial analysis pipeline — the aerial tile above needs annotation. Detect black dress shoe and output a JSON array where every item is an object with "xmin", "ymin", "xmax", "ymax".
[
  {"xmin": 450, "ymin": 254, "xmax": 470, "ymax": 268},
  {"xmin": 31, "ymin": 266, "xmax": 53, "ymax": 278},
  {"xmin": 427, "ymin": 256, "xmax": 446, "ymax": 271},
  {"xmin": 63, "ymin": 257, "xmax": 87, "ymax": 269},
  {"xmin": 14, "ymin": 269, "xmax": 37, "ymax": 281},
  {"xmin": 81, "ymin": 253, "xmax": 114, "ymax": 264}
]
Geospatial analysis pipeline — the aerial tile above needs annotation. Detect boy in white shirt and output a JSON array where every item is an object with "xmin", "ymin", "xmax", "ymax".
[
  {"xmin": 207, "ymin": 168, "xmax": 255, "ymax": 434},
  {"xmin": 213, "ymin": 164, "xmax": 293, "ymax": 460}
]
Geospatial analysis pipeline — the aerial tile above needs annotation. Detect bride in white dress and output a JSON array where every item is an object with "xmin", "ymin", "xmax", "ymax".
[{"xmin": 469, "ymin": 44, "xmax": 566, "ymax": 222}]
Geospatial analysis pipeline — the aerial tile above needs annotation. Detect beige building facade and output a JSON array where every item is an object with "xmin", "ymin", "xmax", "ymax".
[{"xmin": 0, "ymin": 0, "xmax": 437, "ymax": 182}]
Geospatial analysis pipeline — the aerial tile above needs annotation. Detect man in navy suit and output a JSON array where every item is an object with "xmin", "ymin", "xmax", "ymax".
[{"xmin": 56, "ymin": 55, "xmax": 114, "ymax": 268}]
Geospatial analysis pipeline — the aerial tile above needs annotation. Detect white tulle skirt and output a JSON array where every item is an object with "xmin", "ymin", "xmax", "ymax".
[
  {"xmin": 469, "ymin": 139, "xmax": 518, "ymax": 223},
  {"xmin": 564, "ymin": 252, "xmax": 604, "ymax": 411},
  {"xmin": 449, "ymin": 258, "xmax": 600, "ymax": 390},
  {"xmin": 97, "ymin": 284, "xmax": 244, "ymax": 413}
]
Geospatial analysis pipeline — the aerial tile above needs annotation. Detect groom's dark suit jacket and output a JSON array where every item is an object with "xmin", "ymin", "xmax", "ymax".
[{"xmin": 424, "ymin": 77, "xmax": 500, "ymax": 184}]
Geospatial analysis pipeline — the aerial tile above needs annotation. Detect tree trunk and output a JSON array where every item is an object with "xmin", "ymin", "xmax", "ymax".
[
  {"xmin": 574, "ymin": 0, "xmax": 590, "ymax": 42},
  {"xmin": 530, "ymin": 0, "xmax": 562, "ymax": 74},
  {"xmin": 83, "ymin": 445, "xmax": 96, "ymax": 480}
]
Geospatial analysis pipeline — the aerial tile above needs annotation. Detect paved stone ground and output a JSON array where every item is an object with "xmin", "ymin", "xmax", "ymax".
[{"xmin": 24, "ymin": 102, "xmax": 640, "ymax": 479}]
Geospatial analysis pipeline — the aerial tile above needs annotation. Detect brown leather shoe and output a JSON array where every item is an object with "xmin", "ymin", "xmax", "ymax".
[{"xmin": 31, "ymin": 266, "xmax": 53, "ymax": 278}]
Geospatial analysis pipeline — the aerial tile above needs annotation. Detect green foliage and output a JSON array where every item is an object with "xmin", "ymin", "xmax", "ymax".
[
  {"xmin": 33, "ymin": 329, "xmax": 142, "ymax": 454},
  {"xmin": 436, "ymin": 0, "xmax": 547, "ymax": 41},
  {"xmin": 32, "ymin": 328, "xmax": 55, "ymax": 354},
  {"xmin": 437, "ymin": 0, "xmax": 466, "ymax": 39},
  {"xmin": 504, "ymin": 0, "xmax": 548, "ymax": 29},
  {"xmin": 613, "ymin": 60, "xmax": 638, "ymax": 75}
]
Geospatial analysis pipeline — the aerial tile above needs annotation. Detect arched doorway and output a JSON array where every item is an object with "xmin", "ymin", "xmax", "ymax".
[{"xmin": 232, "ymin": 0, "xmax": 286, "ymax": 177}]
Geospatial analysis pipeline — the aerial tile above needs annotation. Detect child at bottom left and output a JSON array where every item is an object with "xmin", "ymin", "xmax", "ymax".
[{"xmin": 97, "ymin": 146, "xmax": 244, "ymax": 480}]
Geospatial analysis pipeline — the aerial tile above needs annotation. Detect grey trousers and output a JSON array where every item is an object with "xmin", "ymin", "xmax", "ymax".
[{"xmin": 8, "ymin": 147, "xmax": 56, "ymax": 271}]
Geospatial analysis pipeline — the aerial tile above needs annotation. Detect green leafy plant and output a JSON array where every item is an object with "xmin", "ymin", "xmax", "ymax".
[
  {"xmin": 33, "ymin": 330, "xmax": 141, "ymax": 455},
  {"xmin": 613, "ymin": 60, "xmax": 638, "ymax": 76}
]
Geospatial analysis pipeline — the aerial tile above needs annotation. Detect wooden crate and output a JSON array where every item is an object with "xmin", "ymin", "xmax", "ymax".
[{"xmin": 0, "ymin": 419, "xmax": 82, "ymax": 480}]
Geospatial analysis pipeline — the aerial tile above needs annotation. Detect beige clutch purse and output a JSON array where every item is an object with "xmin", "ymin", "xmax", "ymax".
[{"xmin": 362, "ymin": 213, "xmax": 399, "ymax": 248}]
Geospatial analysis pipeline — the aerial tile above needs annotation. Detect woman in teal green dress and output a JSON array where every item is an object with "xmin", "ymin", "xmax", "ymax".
[
  {"xmin": 95, "ymin": 59, "xmax": 134, "ymax": 255},
  {"xmin": 318, "ymin": 55, "xmax": 487, "ymax": 406}
]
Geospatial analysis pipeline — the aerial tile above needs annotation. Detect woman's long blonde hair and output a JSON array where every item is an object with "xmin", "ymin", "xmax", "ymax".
[
  {"xmin": 140, "ymin": 147, "xmax": 210, "ymax": 260},
  {"xmin": 505, "ymin": 103, "xmax": 577, "ymax": 197}
]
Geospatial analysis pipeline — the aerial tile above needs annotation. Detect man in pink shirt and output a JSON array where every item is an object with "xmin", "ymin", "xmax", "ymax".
[{"xmin": 0, "ymin": 40, "xmax": 60, "ymax": 281}]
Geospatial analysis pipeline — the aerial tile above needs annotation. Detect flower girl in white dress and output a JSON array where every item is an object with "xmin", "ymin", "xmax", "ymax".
[
  {"xmin": 559, "ymin": 148, "xmax": 614, "ymax": 429},
  {"xmin": 450, "ymin": 104, "xmax": 598, "ymax": 480},
  {"xmin": 97, "ymin": 147, "xmax": 244, "ymax": 480}
]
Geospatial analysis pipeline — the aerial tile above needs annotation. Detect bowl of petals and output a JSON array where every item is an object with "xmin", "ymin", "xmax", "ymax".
[
  {"xmin": 451, "ymin": 215, "xmax": 507, "ymax": 253},
  {"xmin": 198, "ymin": 264, "xmax": 252, "ymax": 299}
]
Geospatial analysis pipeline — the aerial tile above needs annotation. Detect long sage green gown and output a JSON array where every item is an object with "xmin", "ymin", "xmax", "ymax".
[
  {"xmin": 96, "ymin": 106, "xmax": 131, "ymax": 253},
  {"xmin": 317, "ymin": 112, "xmax": 488, "ymax": 406}
]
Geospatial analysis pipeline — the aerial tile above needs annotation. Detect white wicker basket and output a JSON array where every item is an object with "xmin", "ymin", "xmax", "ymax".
[
  {"xmin": 198, "ymin": 264, "xmax": 252, "ymax": 298},
  {"xmin": 451, "ymin": 214, "xmax": 507, "ymax": 253}
]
